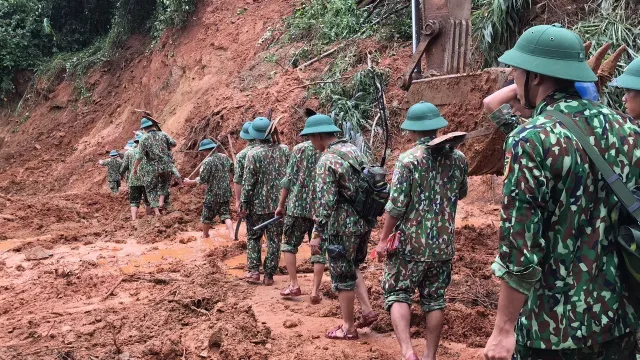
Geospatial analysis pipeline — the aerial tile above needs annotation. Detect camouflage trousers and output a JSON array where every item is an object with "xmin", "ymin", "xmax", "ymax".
[
  {"xmin": 246, "ymin": 213, "xmax": 283, "ymax": 277},
  {"xmin": 108, "ymin": 180, "xmax": 121, "ymax": 194},
  {"xmin": 144, "ymin": 171, "xmax": 171, "ymax": 208},
  {"xmin": 128, "ymin": 186, "xmax": 150, "ymax": 207},
  {"xmin": 381, "ymin": 256, "xmax": 452, "ymax": 312},
  {"xmin": 281, "ymin": 216, "xmax": 327, "ymax": 264},
  {"xmin": 514, "ymin": 332, "xmax": 638, "ymax": 360},
  {"xmin": 201, "ymin": 201, "xmax": 231, "ymax": 224},
  {"xmin": 325, "ymin": 232, "xmax": 370, "ymax": 292}
]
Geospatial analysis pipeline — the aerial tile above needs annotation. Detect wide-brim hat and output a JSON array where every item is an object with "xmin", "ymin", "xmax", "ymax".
[
  {"xmin": 249, "ymin": 117, "xmax": 272, "ymax": 140},
  {"xmin": 198, "ymin": 139, "xmax": 217, "ymax": 151},
  {"xmin": 498, "ymin": 24, "xmax": 597, "ymax": 82},
  {"xmin": 299, "ymin": 114, "xmax": 341, "ymax": 136},
  {"xmin": 240, "ymin": 121, "xmax": 254, "ymax": 140},
  {"xmin": 140, "ymin": 117, "xmax": 155, "ymax": 129},
  {"xmin": 401, "ymin": 101, "xmax": 448, "ymax": 131},
  {"xmin": 109, "ymin": 150, "xmax": 119, "ymax": 157},
  {"xmin": 610, "ymin": 58, "xmax": 640, "ymax": 91}
]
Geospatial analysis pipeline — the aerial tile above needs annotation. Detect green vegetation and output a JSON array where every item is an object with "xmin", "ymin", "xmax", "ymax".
[
  {"xmin": 0, "ymin": 0, "xmax": 196, "ymax": 101},
  {"xmin": 280, "ymin": 0, "xmax": 411, "ymax": 65},
  {"xmin": 471, "ymin": 0, "xmax": 532, "ymax": 67},
  {"xmin": 573, "ymin": 0, "xmax": 640, "ymax": 108}
]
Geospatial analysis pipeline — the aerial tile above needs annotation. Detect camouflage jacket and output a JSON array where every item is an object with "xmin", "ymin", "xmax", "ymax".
[
  {"xmin": 313, "ymin": 139, "xmax": 372, "ymax": 237},
  {"xmin": 386, "ymin": 137, "xmax": 468, "ymax": 261},
  {"xmin": 101, "ymin": 157, "xmax": 123, "ymax": 182},
  {"xmin": 241, "ymin": 142, "xmax": 290, "ymax": 214},
  {"xmin": 493, "ymin": 89, "xmax": 640, "ymax": 349},
  {"xmin": 136, "ymin": 130, "xmax": 176, "ymax": 174},
  {"xmin": 233, "ymin": 142, "xmax": 258, "ymax": 185},
  {"xmin": 198, "ymin": 153, "xmax": 233, "ymax": 204},
  {"xmin": 489, "ymin": 104, "xmax": 526, "ymax": 135},
  {"xmin": 120, "ymin": 148, "xmax": 144, "ymax": 187},
  {"xmin": 281, "ymin": 141, "xmax": 320, "ymax": 218}
]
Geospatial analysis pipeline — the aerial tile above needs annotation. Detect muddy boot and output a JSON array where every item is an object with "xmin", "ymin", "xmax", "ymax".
[{"xmin": 263, "ymin": 275, "xmax": 274, "ymax": 286}]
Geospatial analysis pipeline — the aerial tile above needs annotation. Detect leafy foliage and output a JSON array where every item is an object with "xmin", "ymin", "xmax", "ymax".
[
  {"xmin": 573, "ymin": 0, "xmax": 640, "ymax": 109},
  {"xmin": 471, "ymin": 0, "xmax": 532, "ymax": 67},
  {"xmin": 0, "ymin": 0, "xmax": 196, "ymax": 100}
]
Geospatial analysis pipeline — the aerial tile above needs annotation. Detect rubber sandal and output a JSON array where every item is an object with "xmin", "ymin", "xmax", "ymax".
[
  {"xmin": 403, "ymin": 354, "xmax": 420, "ymax": 360},
  {"xmin": 280, "ymin": 286, "xmax": 302, "ymax": 297},
  {"xmin": 325, "ymin": 324, "xmax": 358, "ymax": 341},
  {"xmin": 310, "ymin": 295, "xmax": 322, "ymax": 305},
  {"xmin": 244, "ymin": 272, "xmax": 261, "ymax": 284},
  {"xmin": 355, "ymin": 311, "xmax": 378, "ymax": 328}
]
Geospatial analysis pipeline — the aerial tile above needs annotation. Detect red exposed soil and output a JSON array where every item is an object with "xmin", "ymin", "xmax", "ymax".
[{"xmin": 0, "ymin": 0, "xmax": 506, "ymax": 358}]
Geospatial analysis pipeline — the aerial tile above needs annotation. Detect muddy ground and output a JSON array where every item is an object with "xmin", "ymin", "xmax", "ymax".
[{"xmin": 0, "ymin": 176, "xmax": 501, "ymax": 360}]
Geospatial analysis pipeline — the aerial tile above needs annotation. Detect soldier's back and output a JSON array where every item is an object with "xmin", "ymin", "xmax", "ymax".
[{"xmin": 244, "ymin": 143, "xmax": 289, "ymax": 214}]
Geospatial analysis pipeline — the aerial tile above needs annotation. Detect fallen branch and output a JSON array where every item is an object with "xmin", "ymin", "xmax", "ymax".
[
  {"xmin": 20, "ymin": 346, "xmax": 75, "ymax": 356},
  {"xmin": 102, "ymin": 276, "xmax": 124, "ymax": 301},
  {"xmin": 227, "ymin": 135, "xmax": 237, "ymax": 163},
  {"xmin": 299, "ymin": 45, "xmax": 344, "ymax": 69}
]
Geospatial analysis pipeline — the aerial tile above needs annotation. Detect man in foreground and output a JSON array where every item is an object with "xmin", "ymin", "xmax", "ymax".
[{"xmin": 483, "ymin": 24, "xmax": 640, "ymax": 359}]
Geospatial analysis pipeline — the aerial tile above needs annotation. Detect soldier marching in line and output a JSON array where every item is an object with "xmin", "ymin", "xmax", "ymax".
[
  {"xmin": 99, "ymin": 150, "xmax": 123, "ymax": 194},
  {"xmin": 233, "ymin": 122, "xmax": 257, "ymax": 213},
  {"xmin": 483, "ymin": 24, "xmax": 640, "ymax": 359},
  {"xmin": 376, "ymin": 102, "xmax": 468, "ymax": 360},
  {"xmin": 302, "ymin": 114, "xmax": 377, "ymax": 340},
  {"xmin": 184, "ymin": 139, "xmax": 235, "ymax": 240},
  {"xmin": 240, "ymin": 117, "xmax": 290, "ymax": 286},
  {"xmin": 276, "ymin": 139, "xmax": 326, "ymax": 304},
  {"xmin": 120, "ymin": 132, "xmax": 153, "ymax": 220},
  {"xmin": 133, "ymin": 117, "xmax": 182, "ymax": 216}
]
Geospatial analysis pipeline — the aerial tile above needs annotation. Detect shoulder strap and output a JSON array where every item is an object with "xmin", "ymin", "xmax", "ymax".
[
  {"xmin": 546, "ymin": 109, "xmax": 640, "ymax": 223},
  {"xmin": 327, "ymin": 147, "xmax": 362, "ymax": 173}
]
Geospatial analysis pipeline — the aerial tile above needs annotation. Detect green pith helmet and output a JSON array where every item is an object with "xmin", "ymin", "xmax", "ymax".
[
  {"xmin": 109, "ymin": 150, "xmax": 118, "ymax": 157},
  {"xmin": 140, "ymin": 117, "xmax": 154, "ymax": 129},
  {"xmin": 198, "ymin": 138, "xmax": 217, "ymax": 151},
  {"xmin": 611, "ymin": 58, "xmax": 640, "ymax": 91},
  {"xmin": 249, "ymin": 117, "xmax": 272, "ymax": 140},
  {"xmin": 240, "ymin": 121, "xmax": 254, "ymax": 140},
  {"xmin": 134, "ymin": 132, "xmax": 144, "ymax": 142},
  {"xmin": 299, "ymin": 114, "xmax": 342, "ymax": 136},
  {"xmin": 401, "ymin": 102, "xmax": 448, "ymax": 131},
  {"xmin": 499, "ymin": 24, "xmax": 597, "ymax": 82},
  {"xmin": 125, "ymin": 140, "xmax": 135, "ymax": 148}
]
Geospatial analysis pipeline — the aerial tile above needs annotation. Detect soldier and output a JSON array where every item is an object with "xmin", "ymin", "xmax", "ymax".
[
  {"xmin": 483, "ymin": 25, "xmax": 640, "ymax": 360},
  {"xmin": 276, "ymin": 139, "xmax": 326, "ymax": 303},
  {"xmin": 99, "ymin": 150, "xmax": 123, "ymax": 194},
  {"xmin": 133, "ymin": 118, "xmax": 181, "ymax": 216},
  {"xmin": 120, "ymin": 133, "xmax": 152, "ymax": 220},
  {"xmin": 233, "ymin": 122, "xmax": 256, "ymax": 213},
  {"xmin": 184, "ymin": 139, "xmax": 235, "ymax": 239},
  {"xmin": 301, "ymin": 114, "xmax": 376, "ymax": 340},
  {"xmin": 240, "ymin": 117, "xmax": 290, "ymax": 286},
  {"xmin": 375, "ymin": 102, "xmax": 468, "ymax": 360},
  {"xmin": 611, "ymin": 57, "xmax": 640, "ymax": 121}
]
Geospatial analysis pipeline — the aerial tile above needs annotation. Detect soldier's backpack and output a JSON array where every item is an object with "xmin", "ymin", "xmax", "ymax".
[
  {"xmin": 328, "ymin": 148, "xmax": 390, "ymax": 221},
  {"xmin": 547, "ymin": 110, "xmax": 640, "ymax": 307}
]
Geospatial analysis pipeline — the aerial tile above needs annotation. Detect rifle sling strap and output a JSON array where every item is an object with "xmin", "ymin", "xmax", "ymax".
[{"xmin": 546, "ymin": 109, "xmax": 640, "ymax": 222}]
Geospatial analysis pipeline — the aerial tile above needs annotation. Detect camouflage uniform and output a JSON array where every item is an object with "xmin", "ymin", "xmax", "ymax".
[
  {"xmin": 136, "ymin": 130, "xmax": 176, "ymax": 208},
  {"xmin": 101, "ymin": 157, "xmax": 123, "ymax": 193},
  {"xmin": 280, "ymin": 141, "xmax": 326, "ymax": 264},
  {"xmin": 314, "ymin": 139, "xmax": 372, "ymax": 292},
  {"xmin": 233, "ymin": 142, "xmax": 258, "ymax": 185},
  {"xmin": 493, "ymin": 90, "xmax": 640, "ymax": 353},
  {"xmin": 120, "ymin": 147, "xmax": 149, "ymax": 207},
  {"xmin": 241, "ymin": 142, "xmax": 290, "ymax": 277},
  {"xmin": 198, "ymin": 153, "xmax": 233, "ymax": 224},
  {"xmin": 381, "ymin": 137, "xmax": 468, "ymax": 312}
]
